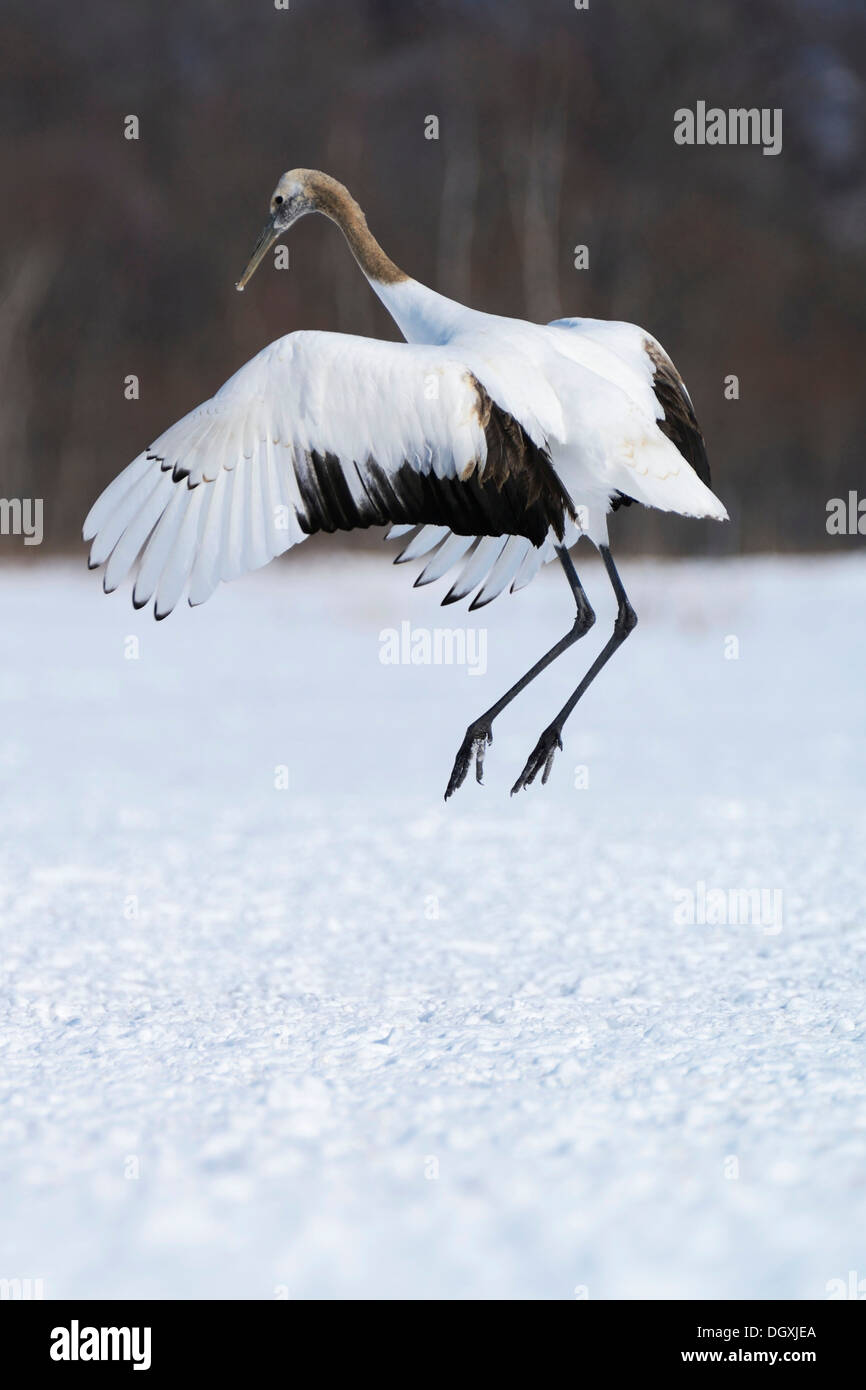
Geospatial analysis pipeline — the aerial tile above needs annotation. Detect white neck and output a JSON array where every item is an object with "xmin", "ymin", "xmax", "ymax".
[
  {"xmin": 367, "ymin": 276, "xmax": 467, "ymax": 346},
  {"xmin": 300, "ymin": 173, "xmax": 466, "ymax": 346}
]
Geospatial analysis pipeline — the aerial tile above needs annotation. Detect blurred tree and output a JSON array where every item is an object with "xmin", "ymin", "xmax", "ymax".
[{"xmin": 0, "ymin": 0, "xmax": 863, "ymax": 555}]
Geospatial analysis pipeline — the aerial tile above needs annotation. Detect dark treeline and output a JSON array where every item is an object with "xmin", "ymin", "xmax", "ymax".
[{"xmin": 1, "ymin": 0, "xmax": 864, "ymax": 554}]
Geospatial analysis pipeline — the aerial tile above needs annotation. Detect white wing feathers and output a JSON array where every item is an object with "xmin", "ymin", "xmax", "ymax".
[
  {"xmin": 84, "ymin": 331, "xmax": 567, "ymax": 618},
  {"xmin": 546, "ymin": 317, "xmax": 727, "ymax": 522},
  {"xmin": 84, "ymin": 315, "xmax": 725, "ymax": 622}
]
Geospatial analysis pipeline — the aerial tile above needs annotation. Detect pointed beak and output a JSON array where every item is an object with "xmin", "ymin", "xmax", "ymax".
[{"xmin": 236, "ymin": 213, "xmax": 280, "ymax": 291}]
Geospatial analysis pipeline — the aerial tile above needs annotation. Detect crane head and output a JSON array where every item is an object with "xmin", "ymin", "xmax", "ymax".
[{"xmin": 235, "ymin": 170, "xmax": 316, "ymax": 291}]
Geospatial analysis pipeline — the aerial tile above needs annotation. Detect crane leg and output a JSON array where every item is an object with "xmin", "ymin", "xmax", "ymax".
[
  {"xmin": 510, "ymin": 545, "xmax": 637, "ymax": 794},
  {"xmin": 444, "ymin": 547, "xmax": 595, "ymax": 799}
]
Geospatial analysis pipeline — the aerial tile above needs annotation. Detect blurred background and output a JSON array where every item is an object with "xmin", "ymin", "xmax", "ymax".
[{"xmin": 1, "ymin": 0, "xmax": 864, "ymax": 556}]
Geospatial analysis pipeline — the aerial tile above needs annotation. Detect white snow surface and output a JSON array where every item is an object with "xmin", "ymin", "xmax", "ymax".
[{"xmin": 1, "ymin": 548, "xmax": 864, "ymax": 1300}]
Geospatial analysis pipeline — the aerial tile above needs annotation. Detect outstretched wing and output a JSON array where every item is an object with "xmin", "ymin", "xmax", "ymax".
[
  {"xmin": 383, "ymin": 523, "xmax": 559, "ymax": 610},
  {"xmin": 84, "ymin": 331, "xmax": 574, "ymax": 619}
]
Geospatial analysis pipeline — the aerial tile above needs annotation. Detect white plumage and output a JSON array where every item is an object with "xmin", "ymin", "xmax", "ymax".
[
  {"xmin": 85, "ymin": 174, "xmax": 725, "ymax": 620},
  {"xmin": 84, "ymin": 167, "xmax": 728, "ymax": 795}
]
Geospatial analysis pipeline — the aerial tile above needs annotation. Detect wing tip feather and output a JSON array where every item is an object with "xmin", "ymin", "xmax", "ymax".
[{"xmin": 468, "ymin": 590, "xmax": 496, "ymax": 612}]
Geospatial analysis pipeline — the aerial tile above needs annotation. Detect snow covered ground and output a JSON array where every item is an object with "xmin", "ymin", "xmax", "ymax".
[{"xmin": 1, "ymin": 548, "xmax": 864, "ymax": 1300}]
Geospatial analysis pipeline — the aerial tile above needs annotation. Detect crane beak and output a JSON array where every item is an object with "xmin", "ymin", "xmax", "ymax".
[{"xmin": 236, "ymin": 214, "xmax": 280, "ymax": 291}]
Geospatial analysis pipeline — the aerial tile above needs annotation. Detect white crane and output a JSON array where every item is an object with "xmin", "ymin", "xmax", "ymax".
[{"xmin": 84, "ymin": 168, "xmax": 728, "ymax": 797}]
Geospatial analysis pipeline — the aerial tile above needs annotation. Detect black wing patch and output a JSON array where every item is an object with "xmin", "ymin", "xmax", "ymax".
[
  {"xmin": 645, "ymin": 339, "xmax": 710, "ymax": 486},
  {"xmin": 609, "ymin": 490, "xmax": 635, "ymax": 512},
  {"xmin": 293, "ymin": 381, "xmax": 575, "ymax": 547}
]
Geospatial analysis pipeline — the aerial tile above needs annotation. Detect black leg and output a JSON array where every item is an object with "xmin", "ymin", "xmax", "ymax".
[
  {"xmin": 444, "ymin": 548, "xmax": 595, "ymax": 799},
  {"xmin": 511, "ymin": 545, "xmax": 637, "ymax": 794}
]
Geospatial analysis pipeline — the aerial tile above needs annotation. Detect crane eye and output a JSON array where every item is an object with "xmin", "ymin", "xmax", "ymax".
[{"xmin": 273, "ymin": 195, "xmax": 283, "ymax": 207}]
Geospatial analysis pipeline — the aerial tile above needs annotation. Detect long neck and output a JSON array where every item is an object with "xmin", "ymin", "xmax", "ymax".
[
  {"xmin": 309, "ymin": 171, "xmax": 406, "ymax": 287},
  {"xmin": 308, "ymin": 172, "xmax": 464, "ymax": 344}
]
